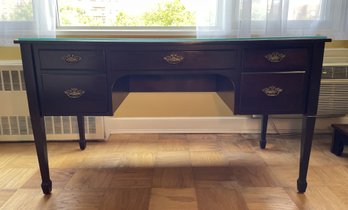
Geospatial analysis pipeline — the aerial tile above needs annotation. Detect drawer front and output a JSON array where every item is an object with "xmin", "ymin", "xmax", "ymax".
[
  {"xmin": 110, "ymin": 50, "xmax": 237, "ymax": 70},
  {"xmin": 38, "ymin": 50, "xmax": 105, "ymax": 71},
  {"xmin": 41, "ymin": 74, "xmax": 108, "ymax": 115},
  {"xmin": 244, "ymin": 48, "xmax": 308, "ymax": 72},
  {"xmin": 238, "ymin": 73, "xmax": 306, "ymax": 114}
]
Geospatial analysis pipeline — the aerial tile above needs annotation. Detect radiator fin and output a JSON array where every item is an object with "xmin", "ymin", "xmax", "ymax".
[
  {"xmin": 53, "ymin": 116, "xmax": 62, "ymax": 134},
  {"xmin": 0, "ymin": 71, "xmax": 3, "ymax": 91},
  {"xmin": 1, "ymin": 117, "xmax": 10, "ymax": 135},
  {"xmin": 27, "ymin": 116, "xmax": 32, "ymax": 135},
  {"xmin": 11, "ymin": 71, "xmax": 21, "ymax": 91},
  {"xmin": 62, "ymin": 116, "xmax": 71, "ymax": 134},
  {"xmin": 45, "ymin": 117, "xmax": 54, "ymax": 135},
  {"xmin": 0, "ymin": 69, "xmax": 25, "ymax": 91},
  {"xmin": 18, "ymin": 116, "xmax": 28, "ymax": 135},
  {"xmin": 10, "ymin": 116, "xmax": 19, "ymax": 135},
  {"xmin": 20, "ymin": 71, "xmax": 26, "ymax": 90},
  {"xmin": 2, "ymin": 71, "xmax": 11, "ymax": 91}
]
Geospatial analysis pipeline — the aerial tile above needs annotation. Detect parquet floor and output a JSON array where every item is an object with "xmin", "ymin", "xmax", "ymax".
[{"xmin": 1, "ymin": 133, "xmax": 348, "ymax": 210}]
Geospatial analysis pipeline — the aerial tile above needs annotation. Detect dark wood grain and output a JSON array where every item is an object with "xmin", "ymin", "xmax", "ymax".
[
  {"xmin": 238, "ymin": 72, "xmax": 306, "ymax": 114},
  {"xmin": 20, "ymin": 43, "xmax": 52, "ymax": 194},
  {"xmin": 41, "ymin": 74, "xmax": 108, "ymax": 115},
  {"xmin": 243, "ymin": 48, "xmax": 309, "ymax": 71},
  {"xmin": 110, "ymin": 50, "xmax": 238, "ymax": 70}
]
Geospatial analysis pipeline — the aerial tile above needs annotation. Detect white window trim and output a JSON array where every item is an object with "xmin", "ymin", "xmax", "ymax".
[{"xmin": 56, "ymin": 26, "xmax": 197, "ymax": 37}]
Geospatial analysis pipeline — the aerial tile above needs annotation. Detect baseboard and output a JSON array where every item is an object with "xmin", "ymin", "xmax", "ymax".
[
  {"xmin": 104, "ymin": 116, "xmax": 272, "ymax": 136},
  {"xmin": 104, "ymin": 116, "xmax": 348, "ymax": 139}
]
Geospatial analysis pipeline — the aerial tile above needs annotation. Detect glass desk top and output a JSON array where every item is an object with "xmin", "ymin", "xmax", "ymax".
[{"xmin": 15, "ymin": 36, "xmax": 329, "ymax": 43}]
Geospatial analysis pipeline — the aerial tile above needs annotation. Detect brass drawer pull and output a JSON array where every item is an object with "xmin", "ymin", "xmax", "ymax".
[
  {"xmin": 264, "ymin": 52, "xmax": 286, "ymax": 63},
  {"xmin": 262, "ymin": 86, "xmax": 283, "ymax": 96},
  {"xmin": 64, "ymin": 88, "xmax": 85, "ymax": 98},
  {"xmin": 62, "ymin": 54, "xmax": 82, "ymax": 64},
  {"xmin": 163, "ymin": 54, "xmax": 184, "ymax": 64}
]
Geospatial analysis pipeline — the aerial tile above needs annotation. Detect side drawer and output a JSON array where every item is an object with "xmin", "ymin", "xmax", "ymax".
[
  {"xmin": 238, "ymin": 72, "xmax": 306, "ymax": 114},
  {"xmin": 38, "ymin": 50, "xmax": 105, "ymax": 71},
  {"xmin": 243, "ymin": 48, "xmax": 308, "ymax": 72},
  {"xmin": 40, "ymin": 74, "xmax": 108, "ymax": 115},
  {"xmin": 110, "ymin": 50, "xmax": 238, "ymax": 70}
]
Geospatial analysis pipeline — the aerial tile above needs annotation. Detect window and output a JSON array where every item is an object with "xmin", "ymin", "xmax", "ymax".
[
  {"xmin": 56, "ymin": 0, "xmax": 218, "ymax": 36},
  {"xmin": 1, "ymin": 0, "xmax": 347, "ymax": 46},
  {"xmin": 0, "ymin": 0, "xmax": 36, "ymax": 45},
  {"xmin": 0, "ymin": 0, "xmax": 35, "ymax": 31},
  {"xmin": 245, "ymin": 0, "xmax": 328, "ymax": 36},
  {"xmin": 0, "ymin": 0, "xmax": 34, "ymax": 22},
  {"xmin": 251, "ymin": 0, "xmax": 323, "ymax": 21},
  {"xmin": 287, "ymin": 0, "xmax": 322, "ymax": 21}
]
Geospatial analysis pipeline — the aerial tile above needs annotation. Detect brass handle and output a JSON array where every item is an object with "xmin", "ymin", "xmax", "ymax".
[
  {"xmin": 163, "ymin": 54, "xmax": 184, "ymax": 64},
  {"xmin": 64, "ymin": 88, "xmax": 85, "ymax": 98},
  {"xmin": 262, "ymin": 86, "xmax": 283, "ymax": 97},
  {"xmin": 62, "ymin": 54, "xmax": 82, "ymax": 64},
  {"xmin": 264, "ymin": 52, "xmax": 286, "ymax": 63}
]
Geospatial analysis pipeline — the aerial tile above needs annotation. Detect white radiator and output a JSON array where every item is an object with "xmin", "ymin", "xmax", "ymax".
[
  {"xmin": 318, "ymin": 78, "xmax": 348, "ymax": 115},
  {"xmin": 318, "ymin": 49, "xmax": 348, "ymax": 116},
  {"xmin": 0, "ymin": 61, "xmax": 105, "ymax": 141}
]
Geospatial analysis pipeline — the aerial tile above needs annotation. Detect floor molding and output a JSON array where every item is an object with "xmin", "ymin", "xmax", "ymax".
[{"xmin": 104, "ymin": 116, "xmax": 348, "ymax": 138}]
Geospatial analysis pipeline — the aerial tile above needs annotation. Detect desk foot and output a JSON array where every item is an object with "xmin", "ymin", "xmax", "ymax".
[
  {"xmin": 41, "ymin": 180, "xmax": 52, "ymax": 195},
  {"xmin": 297, "ymin": 179, "xmax": 307, "ymax": 193},
  {"xmin": 331, "ymin": 143, "xmax": 344, "ymax": 156},
  {"xmin": 297, "ymin": 115, "xmax": 315, "ymax": 194},
  {"xmin": 77, "ymin": 116, "xmax": 86, "ymax": 150},
  {"xmin": 79, "ymin": 139, "xmax": 86, "ymax": 150},
  {"xmin": 331, "ymin": 128, "xmax": 345, "ymax": 156},
  {"xmin": 260, "ymin": 140, "xmax": 266, "ymax": 149},
  {"xmin": 260, "ymin": 115, "xmax": 268, "ymax": 149}
]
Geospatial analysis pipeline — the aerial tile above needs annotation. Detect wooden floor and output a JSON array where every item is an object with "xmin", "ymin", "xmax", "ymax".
[{"xmin": 0, "ymin": 133, "xmax": 348, "ymax": 210}]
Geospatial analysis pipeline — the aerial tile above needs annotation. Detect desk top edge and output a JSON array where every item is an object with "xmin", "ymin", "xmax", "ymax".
[{"xmin": 14, "ymin": 36, "xmax": 331, "ymax": 44}]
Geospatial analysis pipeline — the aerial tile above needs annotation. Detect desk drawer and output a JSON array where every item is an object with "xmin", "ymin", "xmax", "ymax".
[
  {"xmin": 239, "ymin": 72, "xmax": 305, "ymax": 114},
  {"xmin": 244, "ymin": 48, "xmax": 308, "ymax": 72},
  {"xmin": 38, "ymin": 50, "xmax": 105, "ymax": 71},
  {"xmin": 110, "ymin": 50, "xmax": 237, "ymax": 70},
  {"xmin": 41, "ymin": 74, "xmax": 108, "ymax": 115}
]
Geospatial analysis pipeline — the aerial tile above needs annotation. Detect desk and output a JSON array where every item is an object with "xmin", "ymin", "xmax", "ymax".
[{"xmin": 15, "ymin": 37, "xmax": 330, "ymax": 194}]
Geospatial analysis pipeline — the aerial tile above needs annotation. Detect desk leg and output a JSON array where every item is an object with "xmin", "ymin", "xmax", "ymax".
[
  {"xmin": 31, "ymin": 115, "xmax": 52, "ymax": 194},
  {"xmin": 260, "ymin": 115, "xmax": 268, "ymax": 149},
  {"xmin": 77, "ymin": 116, "xmax": 86, "ymax": 150},
  {"xmin": 297, "ymin": 115, "xmax": 315, "ymax": 193}
]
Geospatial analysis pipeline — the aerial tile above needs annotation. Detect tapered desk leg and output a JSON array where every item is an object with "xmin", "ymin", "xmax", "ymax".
[
  {"xmin": 31, "ymin": 115, "xmax": 52, "ymax": 194},
  {"xmin": 297, "ymin": 115, "xmax": 316, "ymax": 193},
  {"xmin": 260, "ymin": 114, "xmax": 268, "ymax": 149},
  {"xmin": 77, "ymin": 116, "xmax": 86, "ymax": 150}
]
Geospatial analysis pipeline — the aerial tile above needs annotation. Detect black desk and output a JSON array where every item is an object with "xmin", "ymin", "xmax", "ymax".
[{"xmin": 15, "ymin": 37, "xmax": 330, "ymax": 194}]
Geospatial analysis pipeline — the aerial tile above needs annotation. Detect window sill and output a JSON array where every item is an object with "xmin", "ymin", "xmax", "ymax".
[{"xmin": 56, "ymin": 28, "xmax": 197, "ymax": 38}]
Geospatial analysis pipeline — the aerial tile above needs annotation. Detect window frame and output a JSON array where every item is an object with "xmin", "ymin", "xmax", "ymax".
[
  {"xmin": 54, "ymin": 0, "xmax": 220, "ymax": 37},
  {"xmin": 52, "ymin": 0, "xmax": 340, "ymax": 37}
]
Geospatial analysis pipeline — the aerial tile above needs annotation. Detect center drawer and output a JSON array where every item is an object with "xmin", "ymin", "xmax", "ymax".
[
  {"xmin": 110, "ymin": 50, "xmax": 238, "ymax": 70},
  {"xmin": 40, "ymin": 74, "xmax": 108, "ymax": 115}
]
